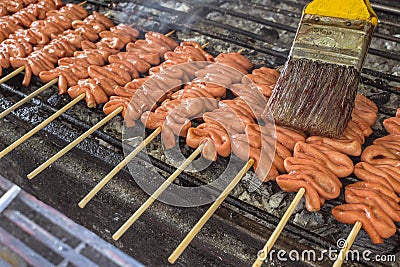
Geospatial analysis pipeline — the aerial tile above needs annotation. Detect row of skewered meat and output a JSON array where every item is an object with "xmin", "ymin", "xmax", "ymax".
[
  {"xmin": 1, "ymin": 2, "xmax": 88, "ymax": 76},
  {"xmin": 0, "ymin": 0, "xmax": 64, "ymax": 42},
  {"xmin": 0, "ymin": 0, "xmax": 39, "ymax": 17},
  {"xmin": 107, "ymin": 52, "xmax": 397, "ymax": 245}
]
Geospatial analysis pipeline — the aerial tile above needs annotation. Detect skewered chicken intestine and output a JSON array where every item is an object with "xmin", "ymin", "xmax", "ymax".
[
  {"xmin": 383, "ymin": 108, "xmax": 400, "ymax": 135},
  {"xmin": 275, "ymin": 94, "xmax": 379, "ymax": 211},
  {"xmin": 332, "ymin": 106, "xmax": 399, "ymax": 244}
]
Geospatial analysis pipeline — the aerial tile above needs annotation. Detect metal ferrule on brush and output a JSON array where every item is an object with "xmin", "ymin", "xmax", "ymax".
[{"xmin": 290, "ymin": 14, "xmax": 375, "ymax": 73}]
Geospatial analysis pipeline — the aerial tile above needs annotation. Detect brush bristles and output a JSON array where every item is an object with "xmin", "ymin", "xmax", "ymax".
[{"xmin": 266, "ymin": 58, "xmax": 359, "ymax": 138}]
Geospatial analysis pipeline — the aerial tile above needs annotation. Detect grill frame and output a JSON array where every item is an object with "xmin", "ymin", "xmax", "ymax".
[{"xmin": 0, "ymin": 0, "xmax": 399, "ymax": 266}]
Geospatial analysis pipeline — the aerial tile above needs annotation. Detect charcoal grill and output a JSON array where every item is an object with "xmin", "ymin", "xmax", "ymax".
[{"xmin": 0, "ymin": 0, "xmax": 399, "ymax": 266}]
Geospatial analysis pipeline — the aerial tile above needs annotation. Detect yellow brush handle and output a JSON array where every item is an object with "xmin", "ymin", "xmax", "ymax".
[{"xmin": 305, "ymin": 0, "xmax": 378, "ymax": 27}]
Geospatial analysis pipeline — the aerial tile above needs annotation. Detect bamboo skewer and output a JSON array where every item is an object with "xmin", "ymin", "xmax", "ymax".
[
  {"xmin": 27, "ymin": 106, "xmax": 123, "ymax": 179},
  {"xmin": 112, "ymin": 143, "xmax": 204, "ymax": 240},
  {"xmin": 109, "ymin": 51, "xmax": 241, "ymax": 237},
  {"xmin": 168, "ymin": 159, "xmax": 255, "ymax": 264},
  {"xmin": 78, "ymin": 126, "xmax": 162, "ymax": 208},
  {"xmin": 0, "ymin": 93, "xmax": 85, "ymax": 158},
  {"xmin": 333, "ymin": 221, "xmax": 362, "ymax": 267},
  {"xmin": 165, "ymin": 30, "xmax": 175, "ymax": 37},
  {"xmin": 0, "ymin": 66, "xmax": 25, "ymax": 86},
  {"xmin": 0, "ymin": 78, "xmax": 58, "ymax": 119},
  {"xmin": 252, "ymin": 188, "xmax": 306, "ymax": 267}
]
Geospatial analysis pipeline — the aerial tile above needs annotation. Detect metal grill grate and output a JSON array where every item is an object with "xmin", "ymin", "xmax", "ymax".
[
  {"xmin": 0, "ymin": 0, "xmax": 399, "ymax": 266},
  {"xmin": 0, "ymin": 176, "xmax": 143, "ymax": 267}
]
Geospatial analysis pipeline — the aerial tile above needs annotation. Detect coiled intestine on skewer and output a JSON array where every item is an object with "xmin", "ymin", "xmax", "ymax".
[
  {"xmin": 332, "ymin": 107, "xmax": 400, "ymax": 244},
  {"xmin": 183, "ymin": 63, "xmax": 302, "ymax": 182},
  {"xmin": 9, "ymin": 6, "xmax": 114, "ymax": 86},
  {"xmin": 102, "ymin": 42, "xmax": 218, "ymax": 125},
  {"xmin": 42, "ymin": 31, "xmax": 178, "ymax": 107},
  {"xmin": 275, "ymin": 94, "xmax": 379, "ymax": 211},
  {"xmin": 1, "ymin": 2, "xmax": 86, "ymax": 76}
]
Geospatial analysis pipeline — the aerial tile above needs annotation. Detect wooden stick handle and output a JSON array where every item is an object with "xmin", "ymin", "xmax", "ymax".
[
  {"xmin": 0, "ymin": 78, "xmax": 57, "ymax": 119},
  {"xmin": 78, "ymin": 127, "xmax": 162, "ymax": 208},
  {"xmin": 27, "ymin": 106, "xmax": 123, "ymax": 179},
  {"xmin": 112, "ymin": 144, "xmax": 204, "ymax": 241},
  {"xmin": 168, "ymin": 159, "xmax": 254, "ymax": 264},
  {"xmin": 333, "ymin": 221, "xmax": 362, "ymax": 267},
  {"xmin": 0, "ymin": 93, "xmax": 85, "ymax": 158},
  {"xmin": 252, "ymin": 188, "xmax": 306, "ymax": 267},
  {"xmin": 0, "ymin": 66, "xmax": 25, "ymax": 85},
  {"xmin": 165, "ymin": 30, "xmax": 175, "ymax": 37}
]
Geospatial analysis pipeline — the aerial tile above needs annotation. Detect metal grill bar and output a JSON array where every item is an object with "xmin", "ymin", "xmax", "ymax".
[
  {"xmin": 0, "ymin": 175, "xmax": 143, "ymax": 267},
  {"xmin": 18, "ymin": 187, "xmax": 143, "ymax": 267},
  {"xmin": 207, "ymin": 4, "xmax": 400, "ymax": 48},
  {"xmin": 0, "ymin": 185, "xmax": 20, "ymax": 213},
  {"xmin": 0, "ymin": 227, "xmax": 54, "ymax": 267},
  {"xmin": 3, "ymin": 210, "xmax": 99, "ymax": 267}
]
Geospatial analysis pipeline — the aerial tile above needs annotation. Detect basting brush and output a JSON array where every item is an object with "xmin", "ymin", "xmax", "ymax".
[{"xmin": 266, "ymin": 0, "xmax": 378, "ymax": 137}]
